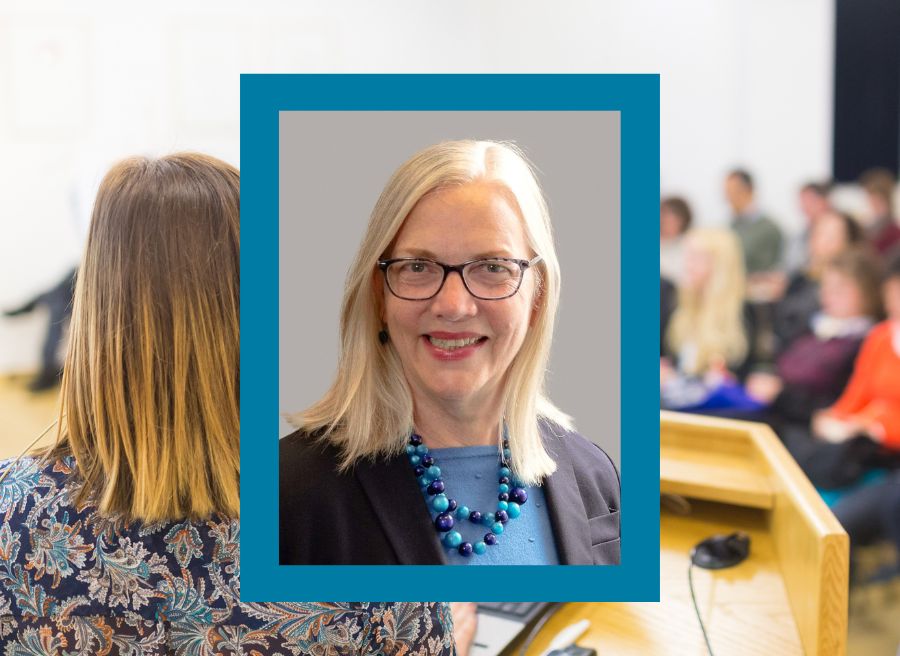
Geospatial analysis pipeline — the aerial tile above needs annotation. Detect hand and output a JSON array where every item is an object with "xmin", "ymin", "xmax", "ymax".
[
  {"xmin": 660, "ymin": 358, "xmax": 677, "ymax": 388},
  {"xmin": 745, "ymin": 372, "xmax": 783, "ymax": 404},
  {"xmin": 450, "ymin": 602, "xmax": 478, "ymax": 656},
  {"xmin": 746, "ymin": 271, "xmax": 788, "ymax": 302},
  {"xmin": 812, "ymin": 411, "xmax": 864, "ymax": 443},
  {"xmin": 703, "ymin": 355, "xmax": 734, "ymax": 387}
]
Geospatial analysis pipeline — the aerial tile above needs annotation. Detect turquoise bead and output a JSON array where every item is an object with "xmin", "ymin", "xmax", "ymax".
[
  {"xmin": 406, "ymin": 444, "xmax": 416, "ymax": 455},
  {"xmin": 473, "ymin": 541, "xmax": 487, "ymax": 555},
  {"xmin": 427, "ymin": 465, "xmax": 441, "ymax": 479},
  {"xmin": 417, "ymin": 475, "xmax": 432, "ymax": 487},
  {"xmin": 499, "ymin": 467, "xmax": 511, "ymax": 478},
  {"xmin": 432, "ymin": 494, "xmax": 449, "ymax": 512},
  {"xmin": 483, "ymin": 512, "xmax": 495, "ymax": 526},
  {"xmin": 456, "ymin": 506, "xmax": 470, "ymax": 520},
  {"xmin": 498, "ymin": 483, "xmax": 509, "ymax": 494},
  {"xmin": 507, "ymin": 502, "xmax": 521, "ymax": 519},
  {"xmin": 503, "ymin": 448, "xmax": 511, "ymax": 459},
  {"xmin": 416, "ymin": 444, "xmax": 429, "ymax": 455},
  {"xmin": 409, "ymin": 455, "xmax": 421, "ymax": 466},
  {"xmin": 497, "ymin": 501, "xmax": 508, "ymax": 511},
  {"xmin": 491, "ymin": 521, "xmax": 504, "ymax": 535},
  {"xmin": 444, "ymin": 531, "xmax": 462, "ymax": 548}
]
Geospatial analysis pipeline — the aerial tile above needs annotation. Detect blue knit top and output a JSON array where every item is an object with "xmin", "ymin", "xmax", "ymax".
[{"xmin": 427, "ymin": 445, "xmax": 560, "ymax": 565}]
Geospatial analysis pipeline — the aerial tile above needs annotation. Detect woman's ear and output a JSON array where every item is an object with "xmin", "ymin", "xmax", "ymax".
[
  {"xmin": 373, "ymin": 269, "xmax": 387, "ymax": 324},
  {"xmin": 529, "ymin": 278, "xmax": 544, "ymax": 327}
]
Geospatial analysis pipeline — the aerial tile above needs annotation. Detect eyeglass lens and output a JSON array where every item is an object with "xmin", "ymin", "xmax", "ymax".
[{"xmin": 386, "ymin": 259, "xmax": 522, "ymax": 300}]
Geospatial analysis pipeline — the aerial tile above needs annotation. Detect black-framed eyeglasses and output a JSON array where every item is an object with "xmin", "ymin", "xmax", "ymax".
[{"xmin": 377, "ymin": 255, "xmax": 543, "ymax": 301}]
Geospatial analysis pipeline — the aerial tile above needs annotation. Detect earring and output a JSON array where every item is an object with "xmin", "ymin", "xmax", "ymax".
[{"xmin": 378, "ymin": 329, "xmax": 389, "ymax": 344}]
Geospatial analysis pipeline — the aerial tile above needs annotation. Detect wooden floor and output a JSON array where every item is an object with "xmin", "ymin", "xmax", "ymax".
[
  {"xmin": 0, "ymin": 373, "xmax": 60, "ymax": 461},
  {"xmin": 0, "ymin": 376, "xmax": 897, "ymax": 653}
]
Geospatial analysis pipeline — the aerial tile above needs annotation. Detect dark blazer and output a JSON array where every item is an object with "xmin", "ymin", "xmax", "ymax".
[{"xmin": 279, "ymin": 420, "xmax": 620, "ymax": 565}]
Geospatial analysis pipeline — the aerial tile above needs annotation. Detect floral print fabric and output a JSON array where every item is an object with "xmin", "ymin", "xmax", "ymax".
[{"xmin": 0, "ymin": 456, "xmax": 455, "ymax": 655}]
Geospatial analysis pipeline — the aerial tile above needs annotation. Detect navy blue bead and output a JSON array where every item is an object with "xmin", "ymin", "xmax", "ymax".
[
  {"xmin": 447, "ymin": 498, "xmax": 458, "ymax": 511},
  {"xmin": 414, "ymin": 465, "xmax": 426, "ymax": 478},
  {"xmin": 458, "ymin": 542, "xmax": 474, "ymax": 557},
  {"xmin": 511, "ymin": 487, "xmax": 528, "ymax": 505},
  {"xmin": 426, "ymin": 480, "xmax": 445, "ymax": 495},
  {"xmin": 434, "ymin": 513, "xmax": 454, "ymax": 532},
  {"xmin": 498, "ymin": 493, "xmax": 509, "ymax": 502},
  {"xmin": 499, "ymin": 476, "xmax": 510, "ymax": 485},
  {"xmin": 503, "ymin": 439, "xmax": 510, "ymax": 448},
  {"xmin": 484, "ymin": 533, "xmax": 498, "ymax": 546},
  {"xmin": 410, "ymin": 433, "xmax": 423, "ymax": 445},
  {"xmin": 496, "ymin": 509, "xmax": 509, "ymax": 524},
  {"xmin": 469, "ymin": 511, "xmax": 483, "ymax": 524},
  {"xmin": 421, "ymin": 454, "xmax": 435, "ymax": 467}
]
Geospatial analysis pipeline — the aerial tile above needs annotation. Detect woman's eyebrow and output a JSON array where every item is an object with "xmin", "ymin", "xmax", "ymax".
[{"xmin": 393, "ymin": 247, "xmax": 517, "ymax": 260}]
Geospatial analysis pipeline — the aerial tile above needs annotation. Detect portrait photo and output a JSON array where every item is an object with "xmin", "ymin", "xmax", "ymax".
[{"xmin": 277, "ymin": 110, "xmax": 621, "ymax": 566}]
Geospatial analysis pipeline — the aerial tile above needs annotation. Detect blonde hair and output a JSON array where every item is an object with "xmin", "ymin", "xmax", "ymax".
[
  {"xmin": 666, "ymin": 227, "xmax": 748, "ymax": 375},
  {"xmin": 291, "ymin": 140, "xmax": 572, "ymax": 484},
  {"xmin": 47, "ymin": 153, "xmax": 240, "ymax": 522}
]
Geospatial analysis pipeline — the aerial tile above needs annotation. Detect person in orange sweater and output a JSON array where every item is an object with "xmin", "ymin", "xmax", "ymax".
[{"xmin": 812, "ymin": 256, "xmax": 900, "ymax": 448}]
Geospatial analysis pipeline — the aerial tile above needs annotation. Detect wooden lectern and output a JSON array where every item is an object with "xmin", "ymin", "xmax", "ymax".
[{"xmin": 513, "ymin": 412, "xmax": 849, "ymax": 655}]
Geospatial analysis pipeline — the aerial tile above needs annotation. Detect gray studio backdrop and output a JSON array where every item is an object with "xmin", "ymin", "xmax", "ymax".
[{"xmin": 279, "ymin": 111, "xmax": 620, "ymax": 467}]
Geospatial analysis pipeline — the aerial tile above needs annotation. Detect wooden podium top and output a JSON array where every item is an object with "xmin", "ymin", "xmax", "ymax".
[{"xmin": 509, "ymin": 412, "xmax": 849, "ymax": 656}]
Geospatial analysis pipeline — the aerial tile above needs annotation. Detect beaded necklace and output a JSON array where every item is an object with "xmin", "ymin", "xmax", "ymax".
[{"xmin": 406, "ymin": 432, "xmax": 529, "ymax": 558}]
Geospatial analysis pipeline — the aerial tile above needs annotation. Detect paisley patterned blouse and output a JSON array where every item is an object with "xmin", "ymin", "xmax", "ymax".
[{"xmin": 0, "ymin": 456, "xmax": 456, "ymax": 655}]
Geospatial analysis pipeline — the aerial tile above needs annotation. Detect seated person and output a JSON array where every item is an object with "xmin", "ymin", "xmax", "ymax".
[
  {"xmin": 660, "ymin": 196, "xmax": 692, "ymax": 282},
  {"xmin": 746, "ymin": 249, "xmax": 881, "ymax": 426},
  {"xmin": 724, "ymin": 168, "xmax": 783, "ymax": 280},
  {"xmin": 782, "ymin": 253, "xmax": 900, "ymax": 490},
  {"xmin": 661, "ymin": 228, "xmax": 765, "ymax": 411},
  {"xmin": 0, "ymin": 154, "xmax": 464, "ymax": 654},
  {"xmin": 783, "ymin": 181, "xmax": 832, "ymax": 272},
  {"xmin": 813, "ymin": 255, "xmax": 900, "ymax": 448},
  {"xmin": 773, "ymin": 210, "xmax": 864, "ymax": 350},
  {"xmin": 661, "ymin": 276, "xmax": 676, "ymax": 356},
  {"xmin": 859, "ymin": 167, "xmax": 900, "ymax": 257}
]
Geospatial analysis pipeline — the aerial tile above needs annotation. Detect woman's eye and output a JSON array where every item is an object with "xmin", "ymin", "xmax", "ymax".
[
  {"xmin": 408, "ymin": 262, "xmax": 427, "ymax": 273},
  {"xmin": 483, "ymin": 262, "xmax": 512, "ymax": 275}
]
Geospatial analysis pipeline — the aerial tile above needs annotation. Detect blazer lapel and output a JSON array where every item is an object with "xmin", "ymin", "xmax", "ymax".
[
  {"xmin": 356, "ymin": 454, "xmax": 448, "ymax": 565},
  {"xmin": 540, "ymin": 423, "xmax": 593, "ymax": 565}
]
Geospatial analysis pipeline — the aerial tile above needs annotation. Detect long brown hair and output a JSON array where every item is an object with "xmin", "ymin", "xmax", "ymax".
[{"xmin": 50, "ymin": 153, "xmax": 240, "ymax": 522}]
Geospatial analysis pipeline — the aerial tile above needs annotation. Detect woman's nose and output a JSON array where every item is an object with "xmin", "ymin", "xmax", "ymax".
[{"xmin": 430, "ymin": 271, "xmax": 477, "ymax": 319}]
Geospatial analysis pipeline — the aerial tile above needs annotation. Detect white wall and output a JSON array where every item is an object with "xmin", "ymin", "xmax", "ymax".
[{"xmin": 0, "ymin": 0, "xmax": 834, "ymax": 371}]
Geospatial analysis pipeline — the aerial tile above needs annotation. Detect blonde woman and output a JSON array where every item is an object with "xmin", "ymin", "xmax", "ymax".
[
  {"xmin": 661, "ymin": 227, "xmax": 757, "ymax": 393},
  {"xmin": 280, "ymin": 140, "xmax": 620, "ymax": 565},
  {"xmin": 0, "ymin": 154, "xmax": 459, "ymax": 654}
]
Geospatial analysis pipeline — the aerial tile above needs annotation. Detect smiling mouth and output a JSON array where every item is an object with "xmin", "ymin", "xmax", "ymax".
[{"xmin": 426, "ymin": 335, "xmax": 488, "ymax": 350}]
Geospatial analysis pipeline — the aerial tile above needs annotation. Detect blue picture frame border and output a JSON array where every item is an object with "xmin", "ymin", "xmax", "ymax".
[{"xmin": 240, "ymin": 73, "xmax": 660, "ymax": 602}]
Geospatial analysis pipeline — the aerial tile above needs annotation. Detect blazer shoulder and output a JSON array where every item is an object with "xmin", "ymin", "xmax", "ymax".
[
  {"xmin": 279, "ymin": 429, "xmax": 347, "ymax": 490},
  {"xmin": 539, "ymin": 419, "xmax": 620, "ymax": 510}
]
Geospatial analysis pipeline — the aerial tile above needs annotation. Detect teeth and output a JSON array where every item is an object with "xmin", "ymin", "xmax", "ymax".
[{"xmin": 428, "ymin": 336, "xmax": 482, "ymax": 349}]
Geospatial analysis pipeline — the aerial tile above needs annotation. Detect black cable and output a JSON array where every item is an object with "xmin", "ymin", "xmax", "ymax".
[
  {"xmin": 518, "ymin": 602, "xmax": 564, "ymax": 656},
  {"xmin": 688, "ymin": 561, "xmax": 715, "ymax": 656}
]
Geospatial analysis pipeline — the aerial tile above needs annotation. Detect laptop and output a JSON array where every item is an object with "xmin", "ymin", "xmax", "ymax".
[{"xmin": 472, "ymin": 602, "xmax": 554, "ymax": 655}]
